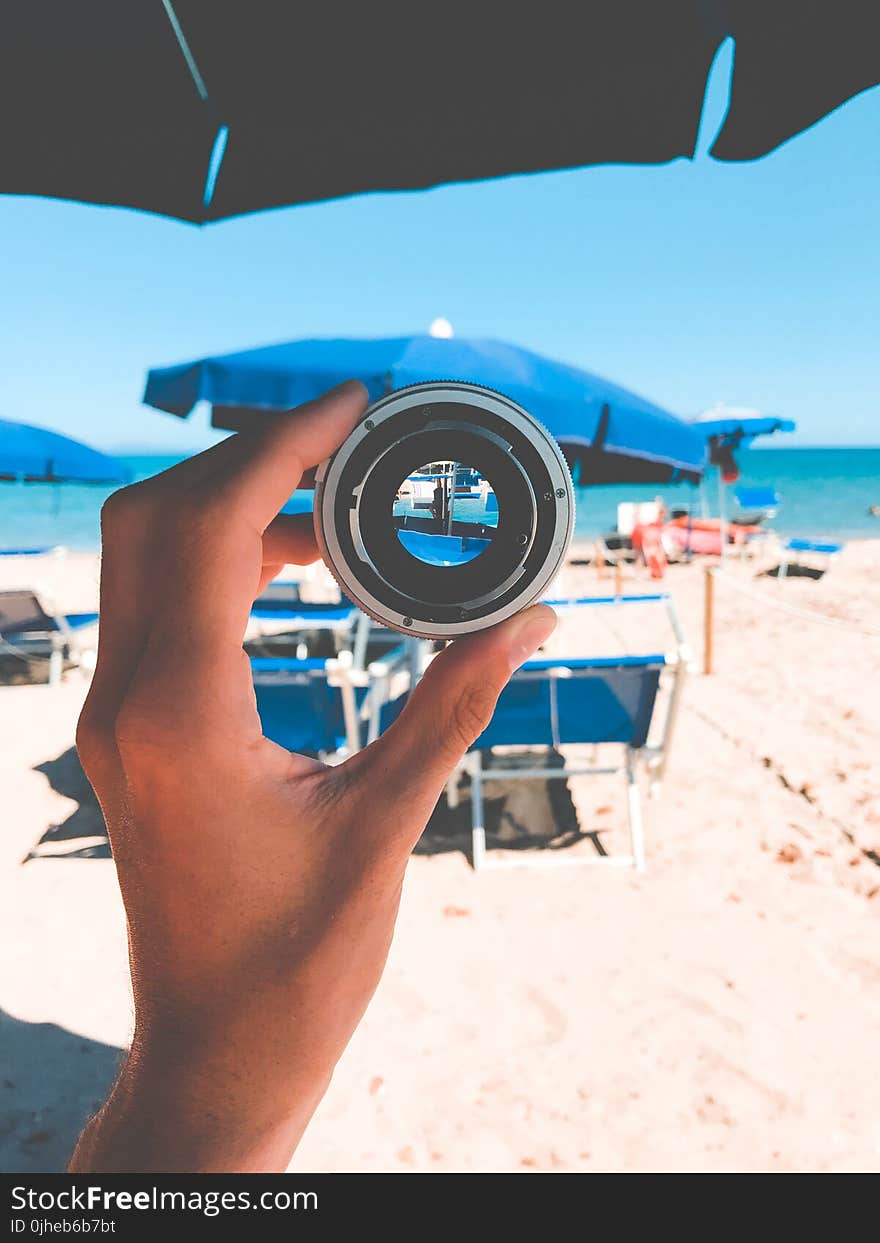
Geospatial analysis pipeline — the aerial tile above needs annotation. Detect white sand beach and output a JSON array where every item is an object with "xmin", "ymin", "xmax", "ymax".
[{"xmin": 1, "ymin": 543, "xmax": 879, "ymax": 1172}]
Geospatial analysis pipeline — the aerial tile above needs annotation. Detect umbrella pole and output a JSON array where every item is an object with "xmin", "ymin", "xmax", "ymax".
[
  {"xmin": 446, "ymin": 463, "xmax": 457, "ymax": 536},
  {"xmin": 717, "ymin": 468, "xmax": 727, "ymax": 563}
]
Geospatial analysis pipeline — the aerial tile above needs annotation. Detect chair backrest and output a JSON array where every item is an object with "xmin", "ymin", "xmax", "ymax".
[
  {"xmin": 0, "ymin": 547, "xmax": 56, "ymax": 557},
  {"xmin": 255, "ymin": 580, "xmax": 304, "ymax": 607},
  {"xmin": 785, "ymin": 538, "xmax": 842, "ymax": 555},
  {"xmin": 373, "ymin": 656, "xmax": 666, "ymax": 751},
  {"xmin": 254, "ymin": 579, "xmax": 353, "ymax": 610},
  {"xmin": 473, "ymin": 656, "xmax": 666, "ymax": 750},
  {"xmin": 252, "ymin": 659, "xmax": 347, "ymax": 755},
  {"xmin": 617, "ymin": 501, "xmax": 661, "ymax": 536},
  {"xmin": 734, "ymin": 486, "xmax": 779, "ymax": 510},
  {"xmin": 250, "ymin": 601, "xmax": 356, "ymax": 622},
  {"xmin": 0, "ymin": 589, "xmax": 58, "ymax": 638}
]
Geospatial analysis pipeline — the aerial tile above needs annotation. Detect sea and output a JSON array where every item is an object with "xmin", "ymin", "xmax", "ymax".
[{"xmin": 1, "ymin": 447, "xmax": 879, "ymax": 552}]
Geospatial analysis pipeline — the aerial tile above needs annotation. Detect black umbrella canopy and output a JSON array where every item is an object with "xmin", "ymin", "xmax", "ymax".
[
  {"xmin": 1, "ymin": 1, "xmax": 878, "ymax": 224},
  {"xmin": 0, "ymin": 3, "xmax": 217, "ymax": 221},
  {"xmin": 711, "ymin": 0, "xmax": 880, "ymax": 161}
]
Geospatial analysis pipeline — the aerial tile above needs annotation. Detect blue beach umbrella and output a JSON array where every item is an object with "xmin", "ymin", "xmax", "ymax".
[
  {"xmin": 691, "ymin": 405, "xmax": 795, "ymax": 480},
  {"xmin": 690, "ymin": 407, "xmax": 796, "ymax": 548},
  {"xmin": 0, "ymin": 417, "xmax": 130, "ymax": 484},
  {"xmin": 691, "ymin": 408, "xmax": 796, "ymax": 449},
  {"xmin": 144, "ymin": 335, "xmax": 706, "ymax": 485}
]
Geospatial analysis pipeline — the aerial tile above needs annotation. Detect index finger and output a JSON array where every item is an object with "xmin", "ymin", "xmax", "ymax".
[
  {"xmin": 129, "ymin": 381, "xmax": 368, "ymax": 689},
  {"xmin": 198, "ymin": 380, "xmax": 368, "ymax": 535}
]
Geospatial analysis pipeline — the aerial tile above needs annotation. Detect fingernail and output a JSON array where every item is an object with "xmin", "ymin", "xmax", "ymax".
[
  {"xmin": 506, "ymin": 605, "xmax": 557, "ymax": 671},
  {"xmin": 326, "ymin": 378, "xmax": 369, "ymax": 401}
]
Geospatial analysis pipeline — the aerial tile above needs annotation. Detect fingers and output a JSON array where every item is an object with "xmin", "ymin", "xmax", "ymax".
[
  {"xmin": 82, "ymin": 383, "xmax": 364, "ymax": 756},
  {"xmin": 257, "ymin": 514, "xmax": 319, "ymax": 593},
  {"xmin": 123, "ymin": 384, "xmax": 360, "ymax": 507},
  {"xmin": 142, "ymin": 382, "xmax": 366, "ymax": 655},
  {"xmin": 262, "ymin": 513, "xmax": 319, "ymax": 568},
  {"xmin": 200, "ymin": 381, "xmax": 367, "ymax": 534},
  {"xmin": 350, "ymin": 605, "xmax": 557, "ymax": 850},
  {"xmin": 95, "ymin": 379, "xmax": 362, "ymax": 668}
]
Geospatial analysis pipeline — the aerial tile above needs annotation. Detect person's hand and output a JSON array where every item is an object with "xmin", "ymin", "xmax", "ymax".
[{"xmin": 70, "ymin": 381, "xmax": 556, "ymax": 1173}]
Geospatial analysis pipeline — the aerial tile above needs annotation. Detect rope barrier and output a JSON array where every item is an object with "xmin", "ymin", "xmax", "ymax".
[{"xmin": 712, "ymin": 569, "xmax": 880, "ymax": 638}]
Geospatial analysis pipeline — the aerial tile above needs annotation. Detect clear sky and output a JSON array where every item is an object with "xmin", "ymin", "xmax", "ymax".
[{"xmin": 1, "ymin": 42, "xmax": 877, "ymax": 452}]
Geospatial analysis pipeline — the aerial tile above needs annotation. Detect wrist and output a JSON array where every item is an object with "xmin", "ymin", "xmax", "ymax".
[{"xmin": 70, "ymin": 1034, "xmax": 329, "ymax": 1173}]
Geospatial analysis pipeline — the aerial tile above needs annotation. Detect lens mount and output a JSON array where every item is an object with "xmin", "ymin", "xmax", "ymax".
[{"xmin": 314, "ymin": 382, "xmax": 574, "ymax": 638}]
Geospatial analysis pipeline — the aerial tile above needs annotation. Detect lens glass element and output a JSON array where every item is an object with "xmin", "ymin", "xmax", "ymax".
[{"xmin": 393, "ymin": 460, "xmax": 498, "ymax": 567}]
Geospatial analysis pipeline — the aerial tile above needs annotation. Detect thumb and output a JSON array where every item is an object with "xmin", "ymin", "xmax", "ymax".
[{"xmin": 354, "ymin": 604, "xmax": 557, "ymax": 843}]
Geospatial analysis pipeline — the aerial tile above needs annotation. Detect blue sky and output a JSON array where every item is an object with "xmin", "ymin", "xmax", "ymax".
[{"xmin": 1, "ymin": 42, "xmax": 877, "ymax": 452}]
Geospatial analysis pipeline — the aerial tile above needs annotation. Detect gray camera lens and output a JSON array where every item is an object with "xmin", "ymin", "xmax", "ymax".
[{"xmin": 313, "ymin": 382, "xmax": 574, "ymax": 638}]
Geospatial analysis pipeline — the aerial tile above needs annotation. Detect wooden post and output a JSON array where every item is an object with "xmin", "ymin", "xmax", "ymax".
[
  {"xmin": 703, "ymin": 565, "xmax": 714, "ymax": 675},
  {"xmin": 595, "ymin": 540, "xmax": 606, "ymax": 579},
  {"xmin": 614, "ymin": 559, "xmax": 624, "ymax": 598}
]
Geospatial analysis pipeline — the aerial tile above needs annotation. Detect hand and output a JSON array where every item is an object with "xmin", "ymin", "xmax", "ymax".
[{"xmin": 70, "ymin": 381, "xmax": 556, "ymax": 1172}]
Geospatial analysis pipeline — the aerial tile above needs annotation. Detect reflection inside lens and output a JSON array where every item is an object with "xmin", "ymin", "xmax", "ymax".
[{"xmin": 393, "ymin": 461, "xmax": 498, "ymax": 566}]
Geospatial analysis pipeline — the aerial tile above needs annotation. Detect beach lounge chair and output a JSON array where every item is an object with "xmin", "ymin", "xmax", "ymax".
[
  {"xmin": 249, "ymin": 589, "xmax": 369, "ymax": 664},
  {"xmin": 777, "ymin": 538, "xmax": 844, "ymax": 578},
  {"xmin": 0, "ymin": 546, "xmax": 66, "ymax": 557},
  {"xmin": 251, "ymin": 655, "xmax": 366, "ymax": 759},
  {"xmin": 363, "ymin": 641, "xmax": 423, "ymax": 747},
  {"xmin": 617, "ymin": 501, "xmax": 663, "ymax": 536},
  {"xmin": 459, "ymin": 654, "xmax": 669, "ymax": 871},
  {"xmin": 0, "ymin": 588, "xmax": 98, "ymax": 684},
  {"xmin": 733, "ymin": 486, "xmax": 779, "ymax": 525},
  {"xmin": 369, "ymin": 594, "xmax": 689, "ymax": 871}
]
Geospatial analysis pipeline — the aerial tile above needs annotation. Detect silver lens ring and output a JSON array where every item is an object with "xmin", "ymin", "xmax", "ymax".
[{"xmin": 314, "ymin": 382, "xmax": 574, "ymax": 639}]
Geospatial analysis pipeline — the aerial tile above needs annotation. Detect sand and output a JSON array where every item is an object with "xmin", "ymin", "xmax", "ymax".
[{"xmin": 1, "ymin": 541, "xmax": 879, "ymax": 1173}]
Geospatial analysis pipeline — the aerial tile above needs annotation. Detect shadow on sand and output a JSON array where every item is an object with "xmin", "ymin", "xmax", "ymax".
[
  {"xmin": 27, "ymin": 747, "xmax": 604, "ymax": 864},
  {"xmin": 0, "ymin": 1008, "xmax": 123, "ymax": 1172},
  {"xmin": 26, "ymin": 748, "xmax": 110, "ymax": 861},
  {"xmin": 762, "ymin": 562, "xmax": 825, "ymax": 580},
  {"xmin": 416, "ymin": 754, "xmax": 604, "ymax": 862}
]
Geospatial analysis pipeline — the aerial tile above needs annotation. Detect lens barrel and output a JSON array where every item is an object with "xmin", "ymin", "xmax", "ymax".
[{"xmin": 314, "ymin": 382, "xmax": 574, "ymax": 638}]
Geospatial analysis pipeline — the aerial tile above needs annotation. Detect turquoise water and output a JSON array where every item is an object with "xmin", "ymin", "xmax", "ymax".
[
  {"xmin": 1, "ymin": 448, "xmax": 878, "ymax": 551},
  {"xmin": 573, "ymin": 447, "xmax": 880, "ymax": 543}
]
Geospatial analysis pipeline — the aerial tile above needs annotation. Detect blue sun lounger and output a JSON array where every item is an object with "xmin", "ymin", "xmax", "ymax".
[
  {"xmin": 462, "ymin": 654, "xmax": 667, "ymax": 871},
  {"xmin": 0, "ymin": 588, "xmax": 98, "ymax": 684},
  {"xmin": 369, "ymin": 651, "xmax": 674, "ymax": 871},
  {"xmin": 251, "ymin": 655, "xmax": 367, "ymax": 759},
  {"xmin": 0, "ymin": 546, "xmax": 64, "ymax": 557},
  {"xmin": 396, "ymin": 529, "xmax": 490, "ymax": 566},
  {"xmin": 778, "ymin": 538, "xmax": 844, "ymax": 577},
  {"xmin": 249, "ymin": 584, "xmax": 369, "ymax": 663},
  {"xmin": 733, "ymin": 486, "xmax": 779, "ymax": 521},
  {"xmin": 367, "ymin": 594, "xmax": 690, "ymax": 871}
]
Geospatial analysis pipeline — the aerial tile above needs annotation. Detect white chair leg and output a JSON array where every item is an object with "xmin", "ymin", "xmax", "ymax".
[
  {"xmin": 471, "ymin": 751, "xmax": 486, "ymax": 871},
  {"xmin": 625, "ymin": 749, "xmax": 646, "ymax": 872},
  {"xmin": 446, "ymin": 768, "xmax": 460, "ymax": 810},
  {"xmin": 48, "ymin": 640, "xmax": 63, "ymax": 686}
]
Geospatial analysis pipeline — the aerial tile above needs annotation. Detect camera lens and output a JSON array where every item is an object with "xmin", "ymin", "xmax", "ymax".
[{"xmin": 314, "ymin": 382, "xmax": 574, "ymax": 638}]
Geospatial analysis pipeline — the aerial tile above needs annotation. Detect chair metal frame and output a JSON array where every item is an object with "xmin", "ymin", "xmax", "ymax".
[
  {"xmin": 0, "ymin": 586, "xmax": 97, "ymax": 685},
  {"xmin": 456, "ymin": 593, "xmax": 691, "ymax": 872},
  {"xmin": 250, "ymin": 653, "xmax": 364, "ymax": 760},
  {"xmin": 248, "ymin": 601, "xmax": 369, "ymax": 662}
]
